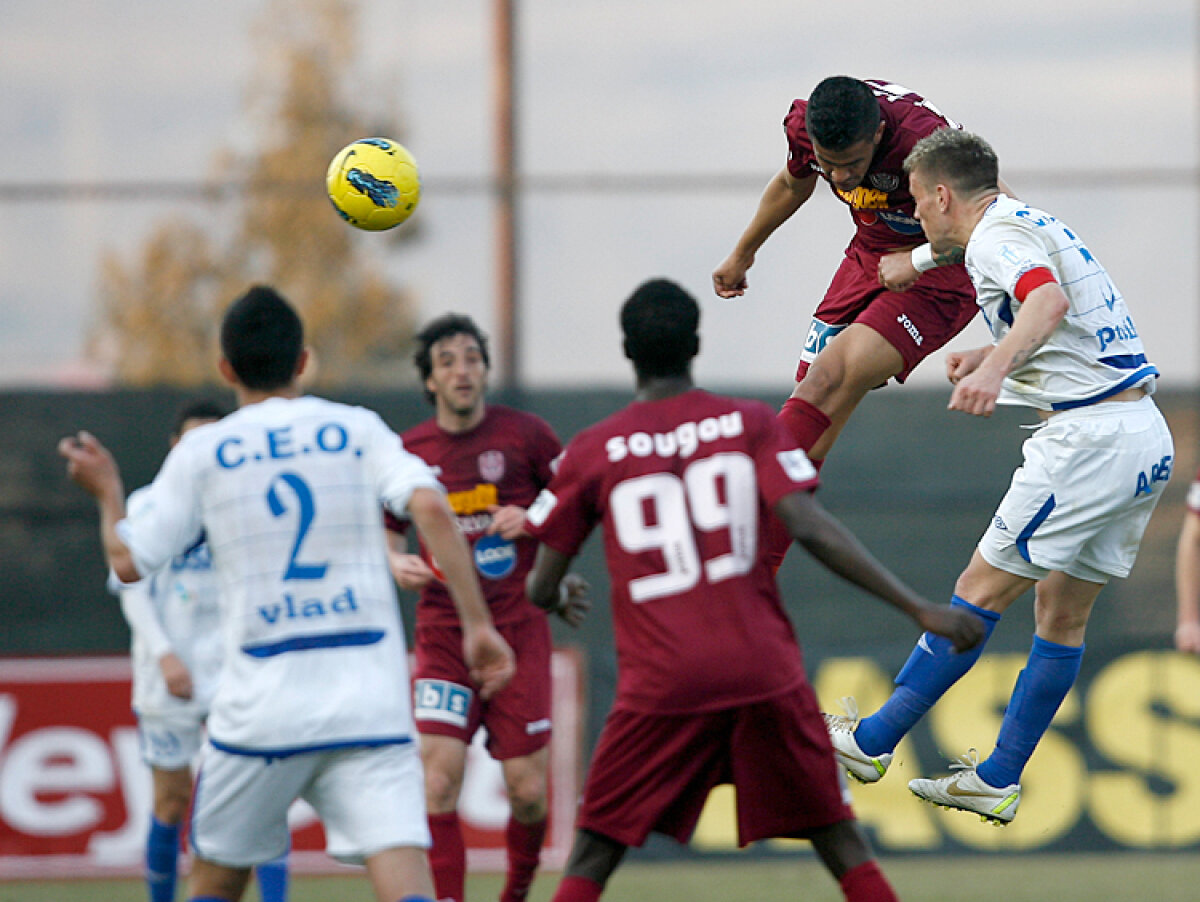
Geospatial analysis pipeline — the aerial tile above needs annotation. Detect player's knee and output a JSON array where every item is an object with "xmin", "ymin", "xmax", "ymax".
[
  {"xmin": 423, "ymin": 766, "xmax": 464, "ymax": 812},
  {"xmin": 504, "ymin": 772, "xmax": 548, "ymax": 820}
]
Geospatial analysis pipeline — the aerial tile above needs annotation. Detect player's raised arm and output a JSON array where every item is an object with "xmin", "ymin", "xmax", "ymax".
[
  {"xmin": 713, "ymin": 168, "xmax": 816, "ymax": 299},
  {"xmin": 406, "ymin": 486, "xmax": 515, "ymax": 698},
  {"xmin": 774, "ymin": 490, "xmax": 984, "ymax": 652},
  {"xmin": 59, "ymin": 431, "xmax": 139, "ymax": 584},
  {"xmin": 526, "ymin": 545, "xmax": 591, "ymax": 628}
]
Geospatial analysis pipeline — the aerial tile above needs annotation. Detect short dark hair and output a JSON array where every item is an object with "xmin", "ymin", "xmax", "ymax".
[
  {"xmin": 171, "ymin": 398, "xmax": 227, "ymax": 438},
  {"xmin": 413, "ymin": 313, "xmax": 491, "ymax": 404},
  {"xmin": 220, "ymin": 285, "xmax": 304, "ymax": 391},
  {"xmin": 620, "ymin": 279, "xmax": 700, "ymax": 379},
  {"xmin": 805, "ymin": 76, "xmax": 880, "ymax": 151},
  {"xmin": 904, "ymin": 128, "xmax": 999, "ymax": 197}
]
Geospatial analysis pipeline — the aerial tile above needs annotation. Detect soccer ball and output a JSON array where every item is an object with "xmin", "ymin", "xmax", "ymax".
[{"xmin": 325, "ymin": 138, "xmax": 421, "ymax": 231}]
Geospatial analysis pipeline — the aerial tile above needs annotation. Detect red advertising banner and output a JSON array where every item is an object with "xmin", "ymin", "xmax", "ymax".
[{"xmin": 0, "ymin": 651, "xmax": 582, "ymax": 879}]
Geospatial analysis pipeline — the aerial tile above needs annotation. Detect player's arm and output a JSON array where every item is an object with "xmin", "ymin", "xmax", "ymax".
[
  {"xmin": 1176, "ymin": 508, "xmax": 1200, "ymax": 654},
  {"xmin": 59, "ymin": 431, "xmax": 139, "ymax": 583},
  {"xmin": 406, "ymin": 486, "xmax": 515, "ymax": 697},
  {"xmin": 713, "ymin": 167, "xmax": 817, "ymax": 298},
  {"xmin": 774, "ymin": 491, "xmax": 983, "ymax": 652},
  {"xmin": 385, "ymin": 528, "xmax": 436, "ymax": 591},
  {"xmin": 118, "ymin": 577, "xmax": 194, "ymax": 699},
  {"xmin": 949, "ymin": 279, "xmax": 1068, "ymax": 417},
  {"xmin": 526, "ymin": 545, "xmax": 590, "ymax": 628}
]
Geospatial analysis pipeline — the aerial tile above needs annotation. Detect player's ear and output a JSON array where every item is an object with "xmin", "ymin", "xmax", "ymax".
[
  {"xmin": 217, "ymin": 356, "xmax": 238, "ymax": 387},
  {"xmin": 295, "ymin": 347, "xmax": 311, "ymax": 379},
  {"xmin": 622, "ymin": 337, "xmax": 634, "ymax": 362}
]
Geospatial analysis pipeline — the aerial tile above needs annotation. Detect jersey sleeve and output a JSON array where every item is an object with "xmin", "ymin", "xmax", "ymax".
[
  {"xmin": 528, "ymin": 415, "xmax": 563, "ymax": 488},
  {"xmin": 365, "ymin": 413, "xmax": 444, "ymax": 519},
  {"xmin": 970, "ymin": 218, "xmax": 1056, "ymax": 299},
  {"xmin": 119, "ymin": 573, "xmax": 172, "ymax": 659},
  {"xmin": 524, "ymin": 438, "xmax": 599, "ymax": 556},
  {"xmin": 117, "ymin": 446, "xmax": 206, "ymax": 580},
  {"xmin": 783, "ymin": 99, "xmax": 818, "ymax": 180}
]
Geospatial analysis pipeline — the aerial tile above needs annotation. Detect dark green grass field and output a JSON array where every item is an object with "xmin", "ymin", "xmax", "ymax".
[{"xmin": 5, "ymin": 854, "xmax": 1200, "ymax": 902}]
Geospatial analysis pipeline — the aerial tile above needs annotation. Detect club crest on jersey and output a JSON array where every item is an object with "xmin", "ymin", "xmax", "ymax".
[
  {"xmin": 869, "ymin": 172, "xmax": 900, "ymax": 192},
  {"xmin": 474, "ymin": 533, "xmax": 517, "ymax": 579},
  {"xmin": 478, "ymin": 449, "xmax": 506, "ymax": 482}
]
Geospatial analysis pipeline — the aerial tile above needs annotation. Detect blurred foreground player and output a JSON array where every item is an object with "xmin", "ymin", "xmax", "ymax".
[
  {"xmin": 118, "ymin": 399, "xmax": 289, "ymax": 902},
  {"xmin": 523, "ymin": 278, "xmax": 982, "ymax": 902},
  {"xmin": 61, "ymin": 285, "xmax": 514, "ymax": 902},
  {"xmin": 386, "ymin": 314, "xmax": 587, "ymax": 902}
]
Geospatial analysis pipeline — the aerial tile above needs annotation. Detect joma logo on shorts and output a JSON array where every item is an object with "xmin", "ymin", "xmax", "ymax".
[{"xmin": 896, "ymin": 313, "xmax": 924, "ymax": 345}]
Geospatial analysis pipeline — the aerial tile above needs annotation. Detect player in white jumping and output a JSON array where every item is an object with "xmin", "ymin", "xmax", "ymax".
[
  {"xmin": 120, "ymin": 399, "xmax": 288, "ymax": 902},
  {"xmin": 826, "ymin": 128, "xmax": 1173, "ymax": 824},
  {"xmin": 61, "ymin": 285, "xmax": 515, "ymax": 902}
]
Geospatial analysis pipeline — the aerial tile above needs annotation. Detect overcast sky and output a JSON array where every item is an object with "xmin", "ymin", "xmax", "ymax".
[{"xmin": 0, "ymin": 0, "xmax": 1196, "ymax": 390}]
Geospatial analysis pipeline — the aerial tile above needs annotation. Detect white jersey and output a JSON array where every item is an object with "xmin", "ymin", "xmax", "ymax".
[
  {"xmin": 119, "ymin": 487, "xmax": 224, "ymax": 717},
  {"xmin": 965, "ymin": 194, "xmax": 1158, "ymax": 412},
  {"xmin": 117, "ymin": 395, "xmax": 442, "ymax": 756}
]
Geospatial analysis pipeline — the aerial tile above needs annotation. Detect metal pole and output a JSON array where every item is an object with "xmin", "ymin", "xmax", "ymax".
[{"xmin": 493, "ymin": 0, "xmax": 518, "ymax": 389}]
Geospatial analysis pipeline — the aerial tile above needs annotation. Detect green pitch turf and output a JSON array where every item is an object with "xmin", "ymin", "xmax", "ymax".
[{"xmin": 3, "ymin": 854, "xmax": 1198, "ymax": 902}]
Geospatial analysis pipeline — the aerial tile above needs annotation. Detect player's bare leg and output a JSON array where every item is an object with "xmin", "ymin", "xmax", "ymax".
[
  {"xmin": 188, "ymin": 857, "xmax": 251, "ymax": 901},
  {"xmin": 365, "ymin": 846, "xmax": 437, "ymax": 902},
  {"xmin": 500, "ymin": 747, "xmax": 550, "ymax": 902},
  {"xmin": 421, "ymin": 733, "xmax": 469, "ymax": 902},
  {"xmin": 807, "ymin": 820, "xmax": 897, "ymax": 901},
  {"xmin": 789, "ymin": 324, "xmax": 905, "ymax": 463},
  {"xmin": 551, "ymin": 829, "xmax": 627, "ymax": 902}
]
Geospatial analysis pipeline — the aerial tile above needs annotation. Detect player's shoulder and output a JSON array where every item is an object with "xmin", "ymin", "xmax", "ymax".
[
  {"xmin": 486, "ymin": 404, "xmax": 555, "ymax": 433},
  {"xmin": 399, "ymin": 415, "xmax": 440, "ymax": 445}
]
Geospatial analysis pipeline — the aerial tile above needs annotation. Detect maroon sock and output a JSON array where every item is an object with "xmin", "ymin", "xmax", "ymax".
[
  {"xmin": 838, "ymin": 860, "xmax": 898, "ymax": 902},
  {"xmin": 779, "ymin": 397, "xmax": 832, "ymax": 455},
  {"xmin": 551, "ymin": 874, "xmax": 604, "ymax": 902},
  {"xmin": 427, "ymin": 812, "xmax": 465, "ymax": 902},
  {"xmin": 500, "ymin": 817, "xmax": 547, "ymax": 902}
]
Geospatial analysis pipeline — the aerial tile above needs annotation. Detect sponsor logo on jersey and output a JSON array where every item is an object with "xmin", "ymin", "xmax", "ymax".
[
  {"xmin": 835, "ymin": 185, "xmax": 890, "ymax": 210},
  {"xmin": 877, "ymin": 209, "xmax": 923, "ymax": 235},
  {"xmin": 604, "ymin": 411, "xmax": 745, "ymax": 462},
  {"xmin": 478, "ymin": 449, "xmax": 506, "ymax": 482},
  {"xmin": 474, "ymin": 533, "xmax": 517, "ymax": 579},
  {"xmin": 1096, "ymin": 316, "xmax": 1139, "ymax": 353},
  {"xmin": 447, "ymin": 483, "xmax": 499, "ymax": 515}
]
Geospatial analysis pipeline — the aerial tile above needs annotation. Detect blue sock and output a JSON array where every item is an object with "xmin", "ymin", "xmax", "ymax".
[
  {"xmin": 254, "ymin": 852, "xmax": 289, "ymax": 902},
  {"xmin": 855, "ymin": 596, "xmax": 1000, "ymax": 757},
  {"xmin": 397, "ymin": 896, "xmax": 436, "ymax": 902},
  {"xmin": 976, "ymin": 636, "xmax": 1083, "ymax": 789},
  {"xmin": 146, "ymin": 816, "xmax": 180, "ymax": 902}
]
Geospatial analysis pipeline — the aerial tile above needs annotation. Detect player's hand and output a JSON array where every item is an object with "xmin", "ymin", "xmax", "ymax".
[
  {"xmin": 159, "ymin": 653, "xmax": 194, "ymax": 700},
  {"xmin": 948, "ymin": 367, "xmax": 1004, "ymax": 418},
  {"xmin": 58, "ymin": 431, "xmax": 122, "ymax": 500},
  {"xmin": 554, "ymin": 573, "xmax": 591, "ymax": 628},
  {"xmin": 877, "ymin": 251, "xmax": 920, "ymax": 291},
  {"xmin": 487, "ymin": 504, "xmax": 529, "ymax": 540},
  {"xmin": 463, "ymin": 624, "xmax": 516, "ymax": 700},
  {"xmin": 945, "ymin": 347, "xmax": 990, "ymax": 384},
  {"xmin": 712, "ymin": 253, "xmax": 752, "ymax": 299},
  {"xmin": 388, "ymin": 552, "xmax": 436, "ymax": 591},
  {"xmin": 1176, "ymin": 621, "xmax": 1200, "ymax": 654},
  {"xmin": 916, "ymin": 604, "xmax": 986, "ymax": 653}
]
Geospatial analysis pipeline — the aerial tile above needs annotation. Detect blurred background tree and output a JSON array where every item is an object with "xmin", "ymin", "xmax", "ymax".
[{"xmin": 89, "ymin": 0, "xmax": 419, "ymax": 389}]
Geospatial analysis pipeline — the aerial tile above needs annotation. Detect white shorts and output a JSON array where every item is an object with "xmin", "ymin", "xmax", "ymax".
[
  {"xmin": 191, "ymin": 741, "xmax": 430, "ymax": 868},
  {"xmin": 978, "ymin": 397, "xmax": 1173, "ymax": 583},
  {"xmin": 137, "ymin": 711, "xmax": 207, "ymax": 770}
]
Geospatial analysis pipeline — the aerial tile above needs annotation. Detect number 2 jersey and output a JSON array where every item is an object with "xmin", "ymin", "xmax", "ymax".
[
  {"xmin": 525, "ymin": 389, "xmax": 820, "ymax": 715},
  {"xmin": 116, "ymin": 395, "xmax": 443, "ymax": 756}
]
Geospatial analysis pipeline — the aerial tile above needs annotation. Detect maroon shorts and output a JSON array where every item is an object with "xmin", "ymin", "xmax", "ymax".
[
  {"xmin": 412, "ymin": 615, "xmax": 552, "ymax": 760},
  {"xmin": 576, "ymin": 685, "xmax": 853, "ymax": 848},
  {"xmin": 794, "ymin": 243, "xmax": 977, "ymax": 383}
]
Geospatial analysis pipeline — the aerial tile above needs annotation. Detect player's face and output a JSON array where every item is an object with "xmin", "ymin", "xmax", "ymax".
[
  {"xmin": 908, "ymin": 169, "xmax": 952, "ymax": 252},
  {"xmin": 811, "ymin": 123, "xmax": 884, "ymax": 193},
  {"xmin": 426, "ymin": 333, "xmax": 488, "ymax": 418}
]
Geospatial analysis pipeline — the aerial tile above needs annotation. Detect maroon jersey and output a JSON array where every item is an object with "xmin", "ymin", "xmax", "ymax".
[
  {"xmin": 525, "ymin": 389, "xmax": 820, "ymax": 715},
  {"xmin": 388, "ymin": 406, "xmax": 561, "ymax": 626},
  {"xmin": 785, "ymin": 79, "xmax": 961, "ymax": 254}
]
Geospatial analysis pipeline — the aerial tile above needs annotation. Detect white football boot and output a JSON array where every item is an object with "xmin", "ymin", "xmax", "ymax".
[
  {"xmin": 908, "ymin": 750, "xmax": 1021, "ymax": 825},
  {"xmin": 823, "ymin": 697, "xmax": 893, "ymax": 784}
]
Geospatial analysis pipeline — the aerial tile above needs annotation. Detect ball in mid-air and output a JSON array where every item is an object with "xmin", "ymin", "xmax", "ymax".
[{"xmin": 326, "ymin": 138, "xmax": 421, "ymax": 231}]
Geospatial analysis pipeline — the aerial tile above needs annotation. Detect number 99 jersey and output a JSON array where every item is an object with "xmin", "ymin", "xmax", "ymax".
[
  {"xmin": 525, "ymin": 389, "xmax": 819, "ymax": 716},
  {"xmin": 117, "ymin": 395, "xmax": 443, "ymax": 756}
]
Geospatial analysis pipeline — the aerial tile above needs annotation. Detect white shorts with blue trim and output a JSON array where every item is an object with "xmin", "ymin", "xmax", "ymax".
[
  {"xmin": 137, "ymin": 710, "xmax": 207, "ymax": 770},
  {"xmin": 978, "ymin": 397, "xmax": 1173, "ymax": 583},
  {"xmin": 190, "ymin": 740, "xmax": 429, "ymax": 868}
]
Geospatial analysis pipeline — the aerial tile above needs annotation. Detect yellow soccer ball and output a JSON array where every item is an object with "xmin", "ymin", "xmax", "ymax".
[{"xmin": 326, "ymin": 138, "xmax": 421, "ymax": 231}]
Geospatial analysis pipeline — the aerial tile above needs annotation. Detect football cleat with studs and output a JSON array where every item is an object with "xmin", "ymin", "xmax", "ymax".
[
  {"xmin": 823, "ymin": 697, "xmax": 893, "ymax": 784},
  {"xmin": 907, "ymin": 750, "xmax": 1020, "ymax": 825}
]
